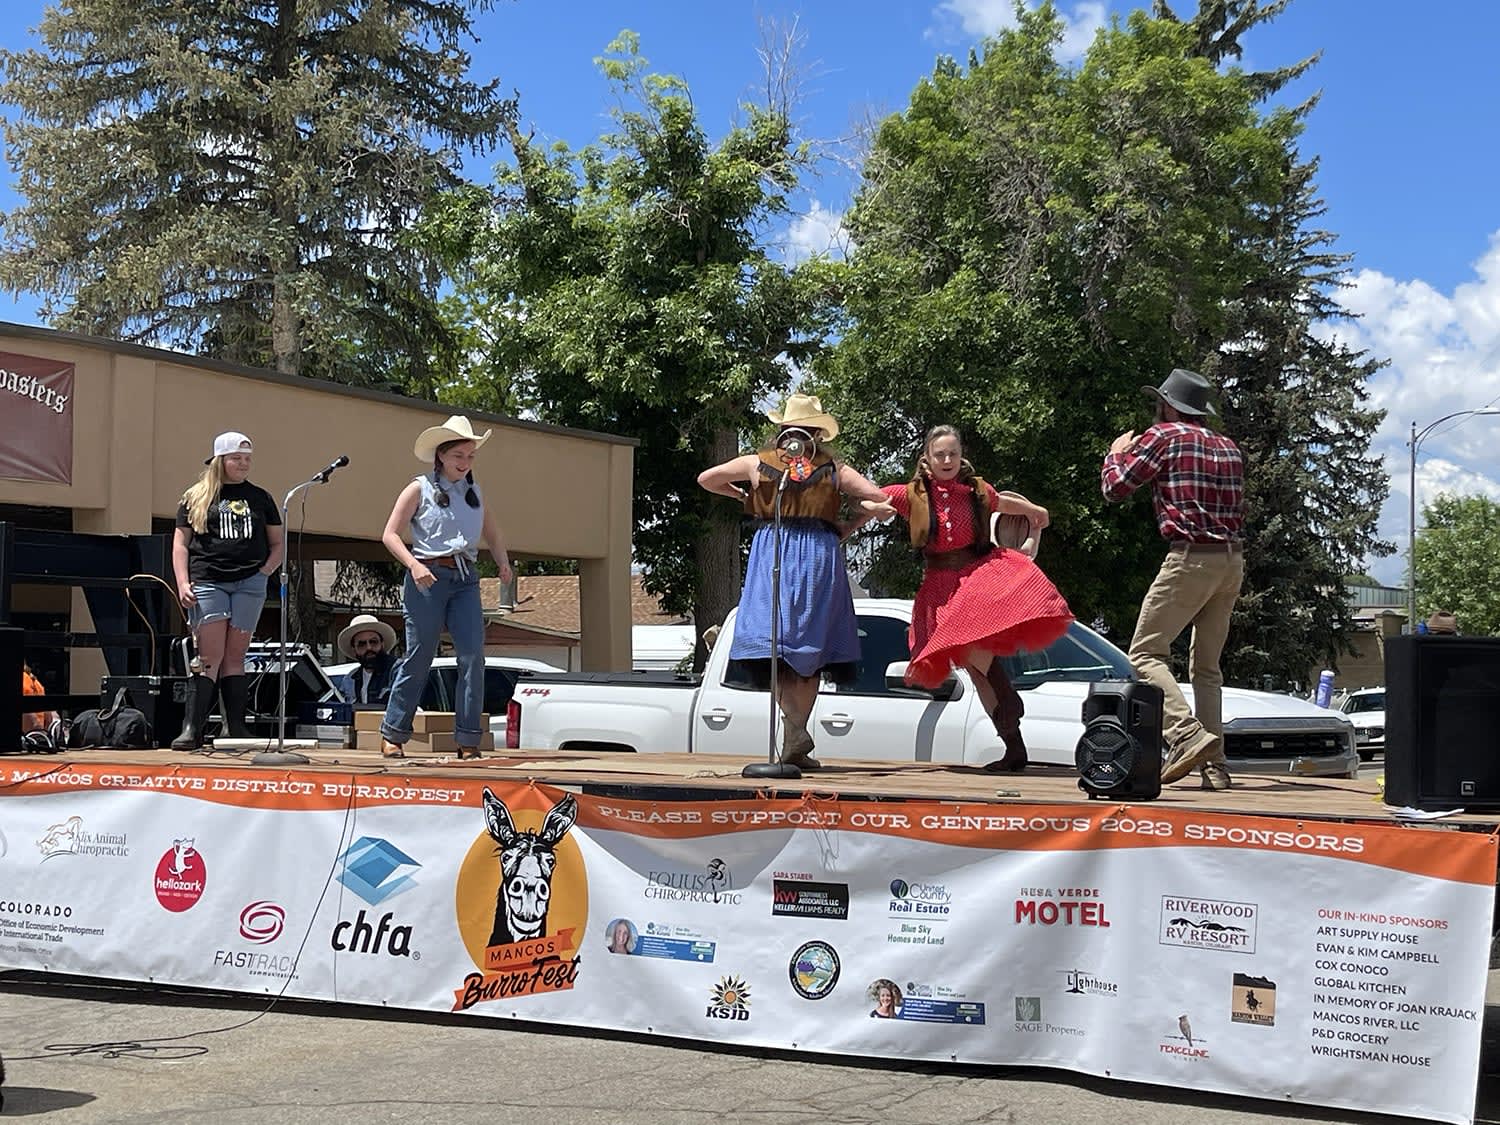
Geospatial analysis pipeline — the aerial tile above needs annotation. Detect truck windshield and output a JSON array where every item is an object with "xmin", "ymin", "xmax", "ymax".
[{"xmin": 996, "ymin": 623, "xmax": 1135, "ymax": 688}]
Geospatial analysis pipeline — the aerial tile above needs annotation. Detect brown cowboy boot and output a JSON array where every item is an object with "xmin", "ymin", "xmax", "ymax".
[{"xmin": 983, "ymin": 661, "xmax": 1028, "ymax": 772}]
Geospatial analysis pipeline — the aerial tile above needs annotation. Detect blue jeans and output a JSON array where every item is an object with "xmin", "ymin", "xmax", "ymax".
[{"xmin": 380, "ymin": 566, "xmax": 485, "ymax": 745}]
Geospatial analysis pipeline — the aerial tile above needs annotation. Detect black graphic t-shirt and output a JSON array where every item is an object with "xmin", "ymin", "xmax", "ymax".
[{"xmin": 176, "ymin": 481, "xmax": 282, "ymax": 582}]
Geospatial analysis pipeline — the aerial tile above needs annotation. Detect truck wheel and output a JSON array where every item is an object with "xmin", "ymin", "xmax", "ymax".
[{"xmin": 1358, "ymin": 749, "xmax": 1374, "ymax": 762}]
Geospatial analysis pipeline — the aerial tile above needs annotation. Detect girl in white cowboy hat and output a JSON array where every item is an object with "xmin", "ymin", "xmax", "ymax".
[
  {"xmin": 170, "ymin": 430, "xmax": 285, "ymax": 750},
  {"xmin": 377, "ymin": 415, "xmax": 512, "ymax": 759},
  {"xmin": 697, "ymin": 393, "xmax": 887, "ymax": 770}
]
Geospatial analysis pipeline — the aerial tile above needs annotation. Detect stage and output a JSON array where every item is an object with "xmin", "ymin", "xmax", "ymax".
[
  {"xmin": 0, "ymin": 745, "xmax": 1494, "ymax": 1124},
  {"xmin": 1, "ymin": 743, "xmax": 1453, "ymax": 824}
]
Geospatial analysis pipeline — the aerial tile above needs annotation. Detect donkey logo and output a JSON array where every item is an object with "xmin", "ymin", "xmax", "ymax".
[{"xmin": 482, "ymin": 788, "xmax": 578, "ymax": 949}]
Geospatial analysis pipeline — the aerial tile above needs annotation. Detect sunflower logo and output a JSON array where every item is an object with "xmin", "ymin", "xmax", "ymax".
[{"xmin": 706, "ymin": 975, "xmax": 752, "ymax": 1021}]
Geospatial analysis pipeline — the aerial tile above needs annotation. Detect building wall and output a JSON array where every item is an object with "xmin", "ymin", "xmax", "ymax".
[{"xmin": 0, "ymin": 325, "xmax": 635, "ymax": 676}]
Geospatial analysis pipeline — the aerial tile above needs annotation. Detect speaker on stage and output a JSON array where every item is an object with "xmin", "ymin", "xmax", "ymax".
[
  {"xmin": 0, "ymin": 626, "xmax": 22, "ymax": 746},
  {"xmin": 1385, "ymin": 634, "xmax": 1500, "ymax": 809},
  {"xmin": 1076, "ymin": 679, "xmax": 1164, "ymax": 800}
]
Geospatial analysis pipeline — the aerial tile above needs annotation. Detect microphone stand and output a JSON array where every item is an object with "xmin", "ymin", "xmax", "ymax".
[
  {"xmin": 744, "ymin": 460, "xmax": 802, "ymax": 780},
  {"xmin": 252, "ymin": 467, "xmax": 340, "ymax": 766}
]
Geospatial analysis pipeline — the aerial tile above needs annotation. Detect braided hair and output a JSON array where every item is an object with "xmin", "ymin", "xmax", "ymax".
[{"xmin": 433, "ymin": 439, "xmax": 481, "ymax": 508}]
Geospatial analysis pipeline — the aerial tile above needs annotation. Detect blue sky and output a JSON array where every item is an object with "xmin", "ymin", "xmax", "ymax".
[{"xmin": 2, "ymin": 0, "xmax": 1498, "ymax": 585}]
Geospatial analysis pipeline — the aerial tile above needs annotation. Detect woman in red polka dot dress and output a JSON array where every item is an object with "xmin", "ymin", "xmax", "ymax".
[{"xmin": 864, "ymin": 425, "xmax": 1073, "ymax": 771}]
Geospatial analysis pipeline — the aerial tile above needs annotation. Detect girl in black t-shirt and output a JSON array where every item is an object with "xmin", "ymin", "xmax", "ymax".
[{"xmin": 170, "ymin": 431, "xmax": 284, "ymax": 749}]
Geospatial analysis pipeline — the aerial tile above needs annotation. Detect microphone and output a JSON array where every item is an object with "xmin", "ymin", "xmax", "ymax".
[
  {"xmin": 312, "ymin": 454, "xmax": 350, "ymax": 483},
  {"xmin": 776, "ymin": 427, "xmax": 816, "ymax": 463}
]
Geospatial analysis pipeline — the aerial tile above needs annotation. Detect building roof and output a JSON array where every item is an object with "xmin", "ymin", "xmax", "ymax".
[
  {"xmin": 481, "ymin": 574, "xmax": 689, "ymax": 635},
  {"xmin": 0, "ymin": 319, "xmax": 636, "ymax": 447}
]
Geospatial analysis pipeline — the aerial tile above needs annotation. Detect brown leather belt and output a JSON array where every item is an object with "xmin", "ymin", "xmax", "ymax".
[
  {"xmin": 924, "ymin": 546, "xmax": 980, "ymax": 571},
  {"xmin": 424, "ymin": 554, "xmax": 460, "ymax": 569},
  {"xmin": 1170, "ymin": 540, "xmax": 1243, "ymax": 554}
]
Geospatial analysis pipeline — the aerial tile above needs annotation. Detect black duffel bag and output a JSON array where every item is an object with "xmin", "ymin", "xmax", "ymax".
[{"xmin": 66, "ymin": 689, "xmax": 152, "ymax": 749}]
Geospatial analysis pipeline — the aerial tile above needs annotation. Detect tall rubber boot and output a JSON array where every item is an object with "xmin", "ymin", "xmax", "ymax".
[
  {"xmin": 171, "ymin": 674, "xmax": 217, "ymax": 751},
  {"xmin": 218, "ymin": 674, "xmax": 254, "ymax": 739}
]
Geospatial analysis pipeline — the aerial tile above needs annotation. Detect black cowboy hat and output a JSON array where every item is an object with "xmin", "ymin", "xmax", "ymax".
[{"xmin": 1142, "ymin": 368, "xmax": 1217, "ymax": 417}]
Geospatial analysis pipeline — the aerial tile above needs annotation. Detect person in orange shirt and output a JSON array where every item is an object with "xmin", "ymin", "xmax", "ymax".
[{"xmin": 22, "ymin": 662, "xmax": 59, "ymax": 735}]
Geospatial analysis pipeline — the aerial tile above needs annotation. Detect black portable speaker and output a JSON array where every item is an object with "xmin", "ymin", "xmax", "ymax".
[
  {"xmin": 1076, "ymin": 679, "xmax": 1164, "ymax": 800},
  {"xmin": 1384, "ymin": 634, "xmax": 1500, "ymax": 809}
]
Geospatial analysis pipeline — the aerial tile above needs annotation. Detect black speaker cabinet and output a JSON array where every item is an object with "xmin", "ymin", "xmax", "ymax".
[
  {"xmin": 1076, "ymin": 679, "xmax": 1164, "ymax": 800},
  {"xmin": 1384, "ymin": 634, "xmax": 1500, "ymax": 809},
  {"xmin": 0, "ymin": 626, "xmax": 22, "ymax": 746}
]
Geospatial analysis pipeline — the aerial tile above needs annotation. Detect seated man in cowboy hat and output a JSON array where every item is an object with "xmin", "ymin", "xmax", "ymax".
[
  {"xmin": 336, "ymin": 614, "xmax": 399, "ymax": 706},
  {"xmin": 1101, "ymin": 368, "xmax": 1246, "ymax": 792},
  {"xmin": 1425, "ymin": 610, "xmax": 1459, "ymax": 635}
]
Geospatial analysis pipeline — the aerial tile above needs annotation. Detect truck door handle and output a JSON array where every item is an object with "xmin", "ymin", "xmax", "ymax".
[
  {"xmin": 821, "ymin": 712, "xmax": 854, "ymax": 730},
  {"xmin": 702, "ymin": 708, "xmax": 732, "ymax": 727}
]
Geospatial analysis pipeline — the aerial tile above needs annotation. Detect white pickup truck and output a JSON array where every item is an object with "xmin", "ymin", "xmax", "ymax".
[{"xmin": 506, "ymin": 599, "xmax": 1359, "ymax": 777}]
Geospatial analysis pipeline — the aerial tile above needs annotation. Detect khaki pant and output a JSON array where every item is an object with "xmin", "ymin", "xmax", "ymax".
[{"xmin": 1128, "ymin": 545, "xmax": 1244, "ymax": 766}]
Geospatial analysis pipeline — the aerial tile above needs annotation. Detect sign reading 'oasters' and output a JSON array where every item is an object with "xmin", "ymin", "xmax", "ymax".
[{"xmin": 0, "ymin": 350, "xmax": 74, "ymax": 484}]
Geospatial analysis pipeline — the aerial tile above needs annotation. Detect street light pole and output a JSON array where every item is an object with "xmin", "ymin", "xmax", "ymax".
[{"xmin": 1407, "ymin": 407, "xmax": 1500, "ymax": 631}]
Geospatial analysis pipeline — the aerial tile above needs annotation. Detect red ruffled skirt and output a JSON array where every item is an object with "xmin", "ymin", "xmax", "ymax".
[{"xmin": 906, "ymin": 549, "xmax": 1074, "ymax": 689}]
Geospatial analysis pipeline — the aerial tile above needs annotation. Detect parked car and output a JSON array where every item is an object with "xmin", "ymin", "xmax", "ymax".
[
  {"xmin": 1339, "ymin": 687, "xmax": 1386, "ymax": 761},
  {"xmin": 323, "ymin": 655, "xmax": 564, "ymax": 740},
  {"xmin": 507, "ymin": 599, "xmax": 1360, "ymax": 777}
]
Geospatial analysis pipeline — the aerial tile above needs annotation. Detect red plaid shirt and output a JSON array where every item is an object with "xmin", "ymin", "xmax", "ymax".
[{"xmin": 1101, "ymin": 422, "xmax": 1244, "ymax": 543}]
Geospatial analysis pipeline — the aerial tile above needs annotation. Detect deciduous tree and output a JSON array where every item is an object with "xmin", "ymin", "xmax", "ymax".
[
  {"xmin": 1413, "ymin": 494, "xmax": 1500, "ymax": 636},
  {"xmin": 820, "ymin": 1, "xmax": 1389, "ymax": 684},
  {"xmin": 425, "ymin": 33, "xmax": 838, "ymax": 653}
]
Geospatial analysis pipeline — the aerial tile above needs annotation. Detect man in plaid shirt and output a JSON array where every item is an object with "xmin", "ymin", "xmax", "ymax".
[{"xmin": 1101, "ymin": 368, "xmax": 1245, "ymax": 790}]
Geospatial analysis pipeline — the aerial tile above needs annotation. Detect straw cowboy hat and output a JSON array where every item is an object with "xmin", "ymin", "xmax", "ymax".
[
  {"xmin": 1142, "ymin": 368, "xmax": 1217, "ymax": 417},
  {"xmin": 337, "ymin": 614, "xmax": 398, "ymax": 659},
  {"xmin": 767, "ymin": 393, "xmax": 840, "ymax": 441},
  {"xmin": 413, "ymin": 415, "xmax": 493, "ymax": 461}
]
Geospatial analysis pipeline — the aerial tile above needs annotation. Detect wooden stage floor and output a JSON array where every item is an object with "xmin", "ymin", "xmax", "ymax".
[{"xmin": 3, "ymin": 742, "xmax": 1485, "ymax": 827}]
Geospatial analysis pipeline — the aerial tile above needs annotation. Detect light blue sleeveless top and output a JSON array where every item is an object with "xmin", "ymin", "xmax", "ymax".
[{"xmin": 409, "ymin": 474, "xmax": 484, "ymax": 562}]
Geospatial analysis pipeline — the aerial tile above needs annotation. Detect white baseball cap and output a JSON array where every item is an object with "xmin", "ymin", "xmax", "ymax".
[{"xmin": 206, "ymin": 431, "xmax": 254, "ymax": 464}]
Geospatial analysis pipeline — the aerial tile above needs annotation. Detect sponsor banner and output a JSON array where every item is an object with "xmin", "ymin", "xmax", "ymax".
[
  {"xmin": 0, "ymin": 350, "xmax": 74, "ymax": 484},
  {"xmin": 0, "ymin": 763, "xmax": 1491, "ymax": 1124}
]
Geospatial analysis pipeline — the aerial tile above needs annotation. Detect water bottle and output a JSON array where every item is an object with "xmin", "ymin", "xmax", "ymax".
[{"xmin": 1315, "ymin": 669, "xmax": 1335, "ymax": 709}]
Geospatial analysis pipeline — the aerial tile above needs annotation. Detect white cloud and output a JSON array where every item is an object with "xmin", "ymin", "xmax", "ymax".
[
  {"xmin": 930, "ymin": 0, "xmax": 1107, "ymax": 61},
  {"xmin": 1330, "ymin": 230, "xmax": 1500, "ymax": 585},
  {"xmin": 783, "ymin": 200, "xmax": 849, "ymax": 264}
]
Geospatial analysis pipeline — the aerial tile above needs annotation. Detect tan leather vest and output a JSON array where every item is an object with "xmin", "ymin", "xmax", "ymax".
[
  {"xmin": 906, "ymin": 475, "xmax": 994, "ymax": 554},
  {"xmin": 744, "ymin": 450, "xmax": 841, "ymax": 524}
]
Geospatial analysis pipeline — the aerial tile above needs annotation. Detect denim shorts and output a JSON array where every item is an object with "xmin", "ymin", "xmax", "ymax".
[{"xmin": 191, "ymin": 571, "xmax": 270, "ymax": 632}]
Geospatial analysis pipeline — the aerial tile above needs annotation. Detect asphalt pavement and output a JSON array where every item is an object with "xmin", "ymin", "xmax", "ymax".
[{"xmin": 1, "ymin": 967, "xmax": 1497, "ymax": 1125}]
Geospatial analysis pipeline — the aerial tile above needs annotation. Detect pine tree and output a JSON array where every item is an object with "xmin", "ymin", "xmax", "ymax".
[
  {"xmin": 1213, "ymin": 155, "xmax": 1391, "ymax": 684},
  {"xmin": 1163, "ymin": 0, "xmax": 1392, "ymax": 683},
  {"xmin": 0, "ymin": 0, "xmax": 510, "ymax": 386}
]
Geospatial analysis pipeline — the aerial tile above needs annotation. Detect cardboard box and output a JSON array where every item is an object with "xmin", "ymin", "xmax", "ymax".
[
  {"xmin": 356, "ymin": 729, "xmax": 496, "ymax": 755},
  {"xmin": 416, "ymin": 732, "xmax": 496, "ymax": 755},
  {"xmin": 353, "ymin": 710, "xmax": 385, "ymax": 732}
]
